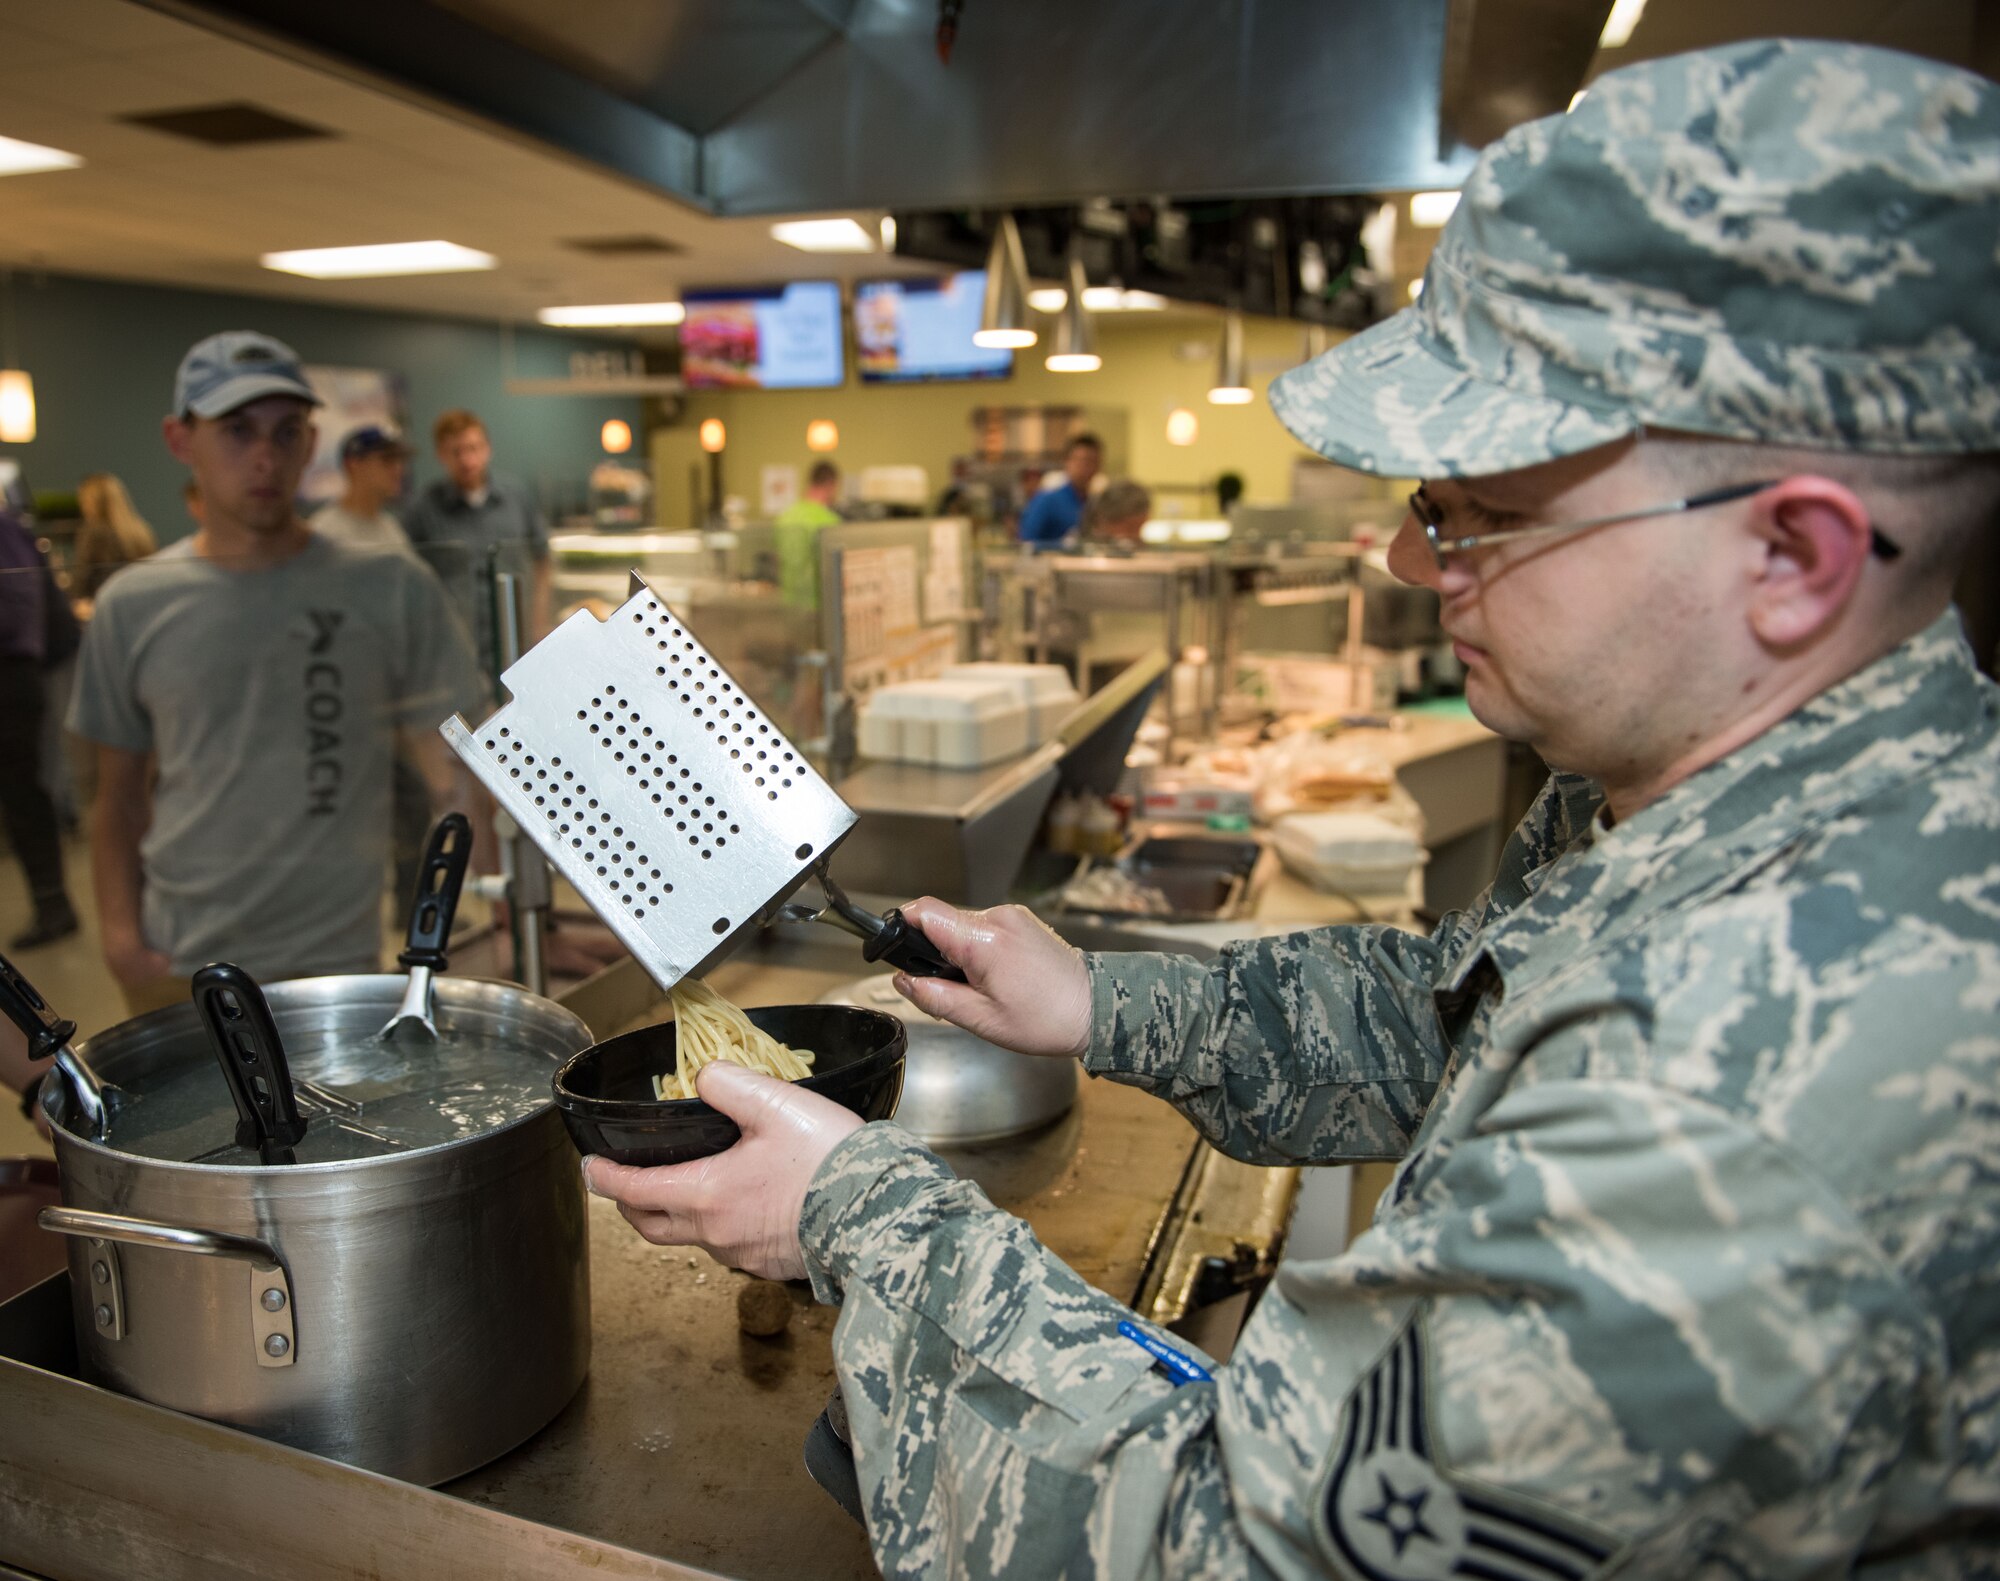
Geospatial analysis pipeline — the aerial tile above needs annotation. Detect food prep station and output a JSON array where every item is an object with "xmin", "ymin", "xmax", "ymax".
[
  {"xmin": 3, "ymin": 508, "xmax": 1507, "ymax": 1581},
  {"xmin": 0, "ymin": 914, "xmax": 1299, "ymax": 1581}
]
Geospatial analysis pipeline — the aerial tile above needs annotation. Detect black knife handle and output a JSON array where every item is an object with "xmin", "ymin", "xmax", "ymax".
[
  {"xmin": 862, "ymin": 911, "xmax": 968, "ymax": 982},
  {"xmin": 0, "ymin": 950, "xmax": 75, "ymax": 1064},
  {"xmin": 398, "ymin": 812, "xmax": 472, "ymax": 973},
  {"xmin": 194, "ymin": 963, "xmax": 308, "ymax": 1154}
]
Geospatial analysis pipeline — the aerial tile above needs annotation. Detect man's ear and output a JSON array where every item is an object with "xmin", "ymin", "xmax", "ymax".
[
  {"xmin": 162, "ymin": 415, "xmax": 195, "ymax": 465},
  {"xmin": 1745, "ymin": 475, "xmax": 1874, "ymax": 652}
]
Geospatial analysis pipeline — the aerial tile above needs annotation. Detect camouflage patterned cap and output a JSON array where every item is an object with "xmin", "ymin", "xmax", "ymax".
[{"xmin": 1269, "ymin": 39, "xmax": 2000, "ymax": 479}]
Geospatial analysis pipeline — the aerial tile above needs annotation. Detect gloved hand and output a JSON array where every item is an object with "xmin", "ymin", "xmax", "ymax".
[
  {"xmin": 581, "ymin": 1060, "xmax": 862, "ymax": 1282},
  {"xmin": 891, "ymin": 897, "xmax": 1092, "ymax": 1059}
]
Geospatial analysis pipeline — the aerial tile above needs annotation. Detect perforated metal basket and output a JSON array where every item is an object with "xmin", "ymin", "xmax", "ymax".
[{"xmin": 441, "ymin": 577, "xmax": 856, "ymax": 992}]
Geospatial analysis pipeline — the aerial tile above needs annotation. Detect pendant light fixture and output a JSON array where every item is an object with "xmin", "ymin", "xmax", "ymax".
[
  {"xmin": 1208, "ymin": 313, "xmax": 1253, "ymax": 405},
  {"xmin": 1045, "ymin": 247, "xmax": 1100, "ymax": 373},
  {"xmin": 0, "ymin": 272, "xmax": 33, "ymax": 444},
  {"xmin": 1299, "ymin": 322, "xmax": 1329, "ymax": 365},
  {"xmin": 974, "ymin": 214, "xmax": 1035, "ymax": 349}
]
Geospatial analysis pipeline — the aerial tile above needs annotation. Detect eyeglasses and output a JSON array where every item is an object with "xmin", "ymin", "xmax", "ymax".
[{"xmin": 1408, "ymin": 481, "xmax": 1904, "ymax": 570}]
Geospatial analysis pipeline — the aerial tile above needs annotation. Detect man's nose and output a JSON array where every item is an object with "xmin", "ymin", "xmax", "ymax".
[{"xmin": 1386, "ymin": 512, "xmax": 1442, "ymax": 590}]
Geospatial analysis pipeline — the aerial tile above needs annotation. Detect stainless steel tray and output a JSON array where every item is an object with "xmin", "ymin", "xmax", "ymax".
[{"xmin": 444, "ymin": 576, "xmax": 856, "ymax": 992}]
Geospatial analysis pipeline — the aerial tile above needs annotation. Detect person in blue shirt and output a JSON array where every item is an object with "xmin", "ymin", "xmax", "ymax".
[{"xmin": 1015, "ymin": 431, "xmax": 1101, "ymax": 549}]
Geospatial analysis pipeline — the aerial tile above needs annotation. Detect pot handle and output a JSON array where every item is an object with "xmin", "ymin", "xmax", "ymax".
[
  {"xmin": 39, "ymin": 1206, "xmax": 298, "ymax": 1367},
  {"xmin": 40, "ymin": 1205, "xmax": 280, "ymax": 1263}
]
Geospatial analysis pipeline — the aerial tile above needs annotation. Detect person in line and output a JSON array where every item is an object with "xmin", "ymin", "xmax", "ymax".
[
  {"xmin": 774, "ymin": 459, "xmax": 842, "ymax": 607},
  {"xmin": 399, "ymin": 408, "xmax": 551, "ymax": 684},
  {"xmin": 0, "ymin": 505, "xmax": 79, "ymax": 949},
  {"xmin": 1017, "ymin": 431, "xmax": 1102, "ymax": 549},
  {"xmin": 69, "ymin": 331, "xmax": 482, "ymax": 1014},
  {"xmin": 313, "ymin": 425, "xmax": 416, "ymax": 555},
  {"xmin": 70, "ymin": 474, "xmax": 156, "ymax": 607},
  {"xmin": 586, "ymin": 42, "xmax": 2000, "ymax": 1575},
  {"xmin": 1080, "ymin": 479, "xmax": 1152, "ymax": 551}
]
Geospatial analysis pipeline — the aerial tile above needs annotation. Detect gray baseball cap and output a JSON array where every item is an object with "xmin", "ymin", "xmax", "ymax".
[
  {"xmin": 172, "ymin": 330, "xmax": 321, "ymax": 419},
  {"xmin": 1270, "ymin": 39, "xmax": 2000, "ymax": 479}
]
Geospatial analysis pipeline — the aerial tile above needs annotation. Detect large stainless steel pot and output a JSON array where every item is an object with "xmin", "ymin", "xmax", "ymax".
[{"xmin": 36, "ymin": 974, "xmax": 594, "ymax": 1487}]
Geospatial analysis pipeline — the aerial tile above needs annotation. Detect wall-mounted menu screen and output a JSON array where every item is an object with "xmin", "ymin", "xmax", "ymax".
[
  {"xmin": 854, "ymin": 273, "xmax": 1013, "ymax": 384},
  {"xmin": 681, "ymin": 281, "xmax": 845, "ymax": 390}
]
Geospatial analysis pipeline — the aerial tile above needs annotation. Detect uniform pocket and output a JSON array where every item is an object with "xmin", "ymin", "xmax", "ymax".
[{"xmin": 937, "ymin": 1393, "xmax": 1100, "ymax": 1580}]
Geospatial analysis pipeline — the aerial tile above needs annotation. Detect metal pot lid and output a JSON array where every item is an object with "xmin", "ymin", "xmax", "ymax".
[{"xmin": 59, "ymin": 976, "xmax": 592, "ymax": 1169}]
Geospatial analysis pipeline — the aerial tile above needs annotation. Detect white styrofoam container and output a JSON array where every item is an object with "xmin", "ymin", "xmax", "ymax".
[
  {"xmin": 1269, "ymin": 810, "xmax": 1426, "ymax": 895},
  {"xmin": 858, "ymin": 679, "xmax": 1032, "ymax": 768},
  {"xmin": 941, "ymin": 662, "xmax": 1081, "ymax": 744}
]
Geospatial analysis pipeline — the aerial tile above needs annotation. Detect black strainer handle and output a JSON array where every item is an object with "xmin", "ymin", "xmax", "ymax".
[
  {"xmin": 398, "ymin": 812, "xmax": 472, "ymax": 973},
  {"xmin": 862, "ymin": 910, "xmax": 968, "ymax": 982}
]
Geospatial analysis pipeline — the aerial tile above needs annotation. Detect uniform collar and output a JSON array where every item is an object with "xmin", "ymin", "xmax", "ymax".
[
  {"xmin": 435, "ymin": 475, "xmax": 504, "ymax": 509},
  {"xmin": 1442, "ymin": 610, "xmax": 1991, "ymax": 996}
]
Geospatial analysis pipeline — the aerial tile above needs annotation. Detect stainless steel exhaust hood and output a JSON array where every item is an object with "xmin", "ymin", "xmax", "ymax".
[{"xmin": 144, "ymin": 0, "xmax": 1549, "ymax": 214}]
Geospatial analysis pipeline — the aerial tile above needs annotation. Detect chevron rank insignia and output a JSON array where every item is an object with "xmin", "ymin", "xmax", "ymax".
[{"xmin": 1316, "ymin": 1318, "xmax": 1619, "ymax": 1580}]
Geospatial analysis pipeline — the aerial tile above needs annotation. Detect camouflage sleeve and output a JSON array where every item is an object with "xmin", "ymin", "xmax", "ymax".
[
  {"xmin": 803, "ymin": 1045, "xmax": 1936, "ymax": 1580},
  {"xmin": 1078, "ymin": 922, "xmax": 1456, "ymax": 1165},
  {"xmin": 800, "ymin": 1122, "xmax": 1256, "ymax": 1581}
]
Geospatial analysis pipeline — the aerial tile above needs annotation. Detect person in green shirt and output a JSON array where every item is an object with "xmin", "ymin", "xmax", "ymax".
[{"xmin": 774, "ymin": 460, "xmax": 842, "ymax": 607}]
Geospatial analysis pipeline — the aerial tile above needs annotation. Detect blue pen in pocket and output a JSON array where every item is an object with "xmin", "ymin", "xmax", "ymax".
[{"xmin": 1119, "ymin": 1320, "xmax": 1213, "ymax": 1387}]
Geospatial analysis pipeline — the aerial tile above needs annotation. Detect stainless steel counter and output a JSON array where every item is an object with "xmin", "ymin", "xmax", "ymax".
[{"xmin": 0, "ymin": 926, "xmax": 1281, "ymax": 1581}]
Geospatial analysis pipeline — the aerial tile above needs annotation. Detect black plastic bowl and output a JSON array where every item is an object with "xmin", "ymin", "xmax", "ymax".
[{"xmin": 552, "ymin": 1004, "xmax": 906, "ymax": 1167}]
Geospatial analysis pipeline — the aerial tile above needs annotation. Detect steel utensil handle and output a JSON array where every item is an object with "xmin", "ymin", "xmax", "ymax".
[
  {"xmin": 40, "ymin": 1205, "xmax": 282, "ymax": 1266},
  {"xmin": 194, "ymin": 962, "xmax": 309, "ymax": 1158},
  {"xmin": 0, "ymin": 948, "xmax": 109, "ymax": 1134},
  {"xmin": 0, "ymin": 948, "xmax": 76, "ymax": 1063},
  {"xmin": 399, "ymin": 811, "xmax": 472, "ymax": 973},
  {"xmin": 863, "ymin": 910, "xmax": 969, "ymax": 982}
]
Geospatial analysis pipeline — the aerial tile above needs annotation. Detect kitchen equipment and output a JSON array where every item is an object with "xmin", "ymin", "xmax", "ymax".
[
  {"xmin": 441, "ymin": 575, "xmax": 856, "ymax": 995},
  {"xmin": 773, "ymin": 864, "xmax": 965, "ymax": 981},
  {"xmin": 0, "ymin": 950, "xmax": 111, "ymax": 1137},
  {"xmin": 194, "ymin": 963, "xmax": 309, "ymax": 1166},
  {"xmin": 818, "ymin": 974, "xmax": 1076, "ymax": 1145},
  {"xmin": 380, "ymin": 811, "xmax": 473, "ymax": 1040},
  {"xmin": 11, "ymin": 960, "xmax": 595, "ymax": 1486},
  {"xmin": 1058, "ymin": 833, "xmax": 1266, "ymax": 924},
  {"xmin": 553, "ymin": 1004, "xmax": 906, "ymax": 1167}
]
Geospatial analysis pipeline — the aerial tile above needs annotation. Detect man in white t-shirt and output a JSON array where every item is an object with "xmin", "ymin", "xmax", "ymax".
[{"xmin": 313, "ymin": 425, "xmax": 415, "ymax": 555}]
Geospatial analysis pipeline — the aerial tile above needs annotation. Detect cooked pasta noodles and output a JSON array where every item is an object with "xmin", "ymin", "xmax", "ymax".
[{"xmin": 653, "ymin": 977, "xmax": 815, "ymax": 1100}]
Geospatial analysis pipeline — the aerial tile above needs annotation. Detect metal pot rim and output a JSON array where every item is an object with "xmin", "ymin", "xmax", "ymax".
[{"xmin": 43, "ymin": 973, "xmax": 593, "ymax": 1176}]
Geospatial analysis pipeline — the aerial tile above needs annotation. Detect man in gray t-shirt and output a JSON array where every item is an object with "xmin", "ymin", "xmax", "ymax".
[{"xmin": 70, "ymin": 331, "xmax": 480, "ymax": 1008}]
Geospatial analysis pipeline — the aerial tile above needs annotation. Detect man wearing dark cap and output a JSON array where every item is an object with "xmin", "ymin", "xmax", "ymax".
[
  {"xmin": 68, "ymin": 332, "xmax": 480, "ymax": 1012},
  {"xmin": 585, "ymin": 41, "xmax": 2000, "ymax": 1577},
  {"xmin": 314, "ymin": 424, "xmax": 415, "ymax": 556}
]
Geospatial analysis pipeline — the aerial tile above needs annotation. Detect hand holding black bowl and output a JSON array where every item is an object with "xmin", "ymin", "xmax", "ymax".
[
  {"xmin": 551, "ymin": 1003, "xmax": 905, "ymax": 1168},
  {"xmin": 582, "ymin": 1061, "xmax": 862, "ymax": 1282}
]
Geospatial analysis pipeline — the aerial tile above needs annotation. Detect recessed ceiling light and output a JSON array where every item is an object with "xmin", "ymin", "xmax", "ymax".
[
  {"xmin": 1598, "ymin": 0, "xmax": 1646, "ymax": 48},
  {"xmin": 262, "ymin": 241, "xmax": 496, "ymax": 279},
  {"xmin": 770, "ymin": 218, "xmax": 875, "ymax": 253},
  {"xmin": 0, "ymin": 134, "xmax": 82, "ymax": 177},
  {"xmin": 1409, "ymin": 191, "xmax": 1460, "ymax": 228},
  {"xmin": 538, "ymin": 302, "xmax": 685, "ymax": 327}
]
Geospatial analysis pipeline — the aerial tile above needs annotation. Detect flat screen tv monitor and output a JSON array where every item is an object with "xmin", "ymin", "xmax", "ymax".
[
  {"xmin": 854, "ymin": 272, "xmax": 1013, "ymax": 383},
  {"xmin": 681, "ymin": 281, "xmax": 845, "ymax": 390}
]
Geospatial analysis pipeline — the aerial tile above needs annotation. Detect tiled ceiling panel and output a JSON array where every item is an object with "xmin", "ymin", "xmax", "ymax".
[{"xmin": 0, "ymin": 0, "xmax": 928, "ymax": 329}]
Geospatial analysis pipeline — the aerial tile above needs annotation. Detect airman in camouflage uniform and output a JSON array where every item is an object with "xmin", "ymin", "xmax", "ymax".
[{"xmin": 609, "ymin": 38, "xmax": 2000, "ymax": 1577}]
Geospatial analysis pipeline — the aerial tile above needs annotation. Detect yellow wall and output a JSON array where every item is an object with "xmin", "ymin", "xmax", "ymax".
[{"xmin": 648, "ymin": 312, "xmax": 1357, "ymax": 524}]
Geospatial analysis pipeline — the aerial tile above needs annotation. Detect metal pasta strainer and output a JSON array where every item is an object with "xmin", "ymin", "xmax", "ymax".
[{"xmin": 441, "ymin": 575, "xmax": 859, "ymax": 993}]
